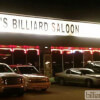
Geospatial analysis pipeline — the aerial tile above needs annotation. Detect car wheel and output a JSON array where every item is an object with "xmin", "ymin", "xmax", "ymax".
[
  {"xmin": 59, "ymin": 79, "xmax": 65, "ymax": 85},
  {"xmin": 86, "ymin": 80, "xmax": 93, "ymax": 88}
]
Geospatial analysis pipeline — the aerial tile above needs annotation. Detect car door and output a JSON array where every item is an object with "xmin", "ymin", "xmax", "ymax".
[
  {"xmin": 64, "ymin": 69, "xmax": 72, "ymax": 83},
  {"xmin": 68, "ymin": 70, "xmax": 83, "ymax": 84}
]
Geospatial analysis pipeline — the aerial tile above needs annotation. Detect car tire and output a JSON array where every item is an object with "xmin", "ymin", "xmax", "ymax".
[
  {"xmin": 59, "ymin": 79, "xmax": 65, "ymax": 85},
  {"xmin": 86, "ymin": 79, "xmax": 93, "ymax": 88}
]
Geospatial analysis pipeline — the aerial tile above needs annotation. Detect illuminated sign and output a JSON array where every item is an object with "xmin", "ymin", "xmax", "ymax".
[{"xmin": 0, "ymin": 13, "xmax": 100, "ymax": 38}]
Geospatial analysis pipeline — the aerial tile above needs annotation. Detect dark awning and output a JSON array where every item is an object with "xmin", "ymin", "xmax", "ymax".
[{"xmin": 0, "ymin": 33, "xmax": 100, "ymax": 48}]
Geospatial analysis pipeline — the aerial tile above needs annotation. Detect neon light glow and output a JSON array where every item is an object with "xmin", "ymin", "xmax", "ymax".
[
  {"xmin": 0, "ymin": 45, "xmax": 40, "ymax": 55},
  {"xmin": 24, "ymin": 49, "xmax": 27, "ymax": 54},
  {"xmin": 51, "ymin": 46, "xmax": 100, "ymax": 55},
  {"xmin": 10, "ymin": 48, "xmax": 14, "ymax": 52}
]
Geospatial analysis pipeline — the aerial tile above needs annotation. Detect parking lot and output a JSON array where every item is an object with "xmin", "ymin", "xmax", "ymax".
[{"xmin": 0, "ymin": 84, "xmax": 98, "ymax": 100}]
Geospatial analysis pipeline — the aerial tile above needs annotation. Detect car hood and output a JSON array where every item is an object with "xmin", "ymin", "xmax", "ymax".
[
  {"xmin": 0, "ymin": 72, "xmax": 23, "ymax": 77},
  {"xmin": 23, "ymin": 74, "xmax": 48, "ymax": 78}
]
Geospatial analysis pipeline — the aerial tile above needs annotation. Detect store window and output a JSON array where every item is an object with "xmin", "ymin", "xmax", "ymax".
[
  {"xmin": 74, "ymin": 51, "xmax": 83, "ymax": 68},
  {"xmin": 13, "ymin": 50, "xmax": 26, "ymax": 64},
  {"xmin": 52, "ymin": 51, "xmax": 62, "ymax": 76},
  {"xmin": 27, "ymin": 50, "xmax": 39, "ymax": 70},
  {"xmin": 63, "ymin": 51, "xmax": 73, "ymax": 69},
  {"xmin": 0, "ymin": 50, "xmax": 12, "ymax": 64}
]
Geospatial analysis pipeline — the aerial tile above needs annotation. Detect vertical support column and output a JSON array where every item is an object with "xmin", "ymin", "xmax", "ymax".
[
  {"xmin": 72, "ymin": 52, "xmax": 74, "ymax": 68},
  {"xmin": 39, "ymin": 54, "xmax": 41, "ymax": 72},
  {"xmin": 83, "ymin": 52, "xmax": 84, "ymax": 67},
  {"xmin": 43, "ymin": 54, "xmax": 52, "ymax": 77},
  {"xmin": 26, "ymin": 53, "xmax": 27, "ymax": 64},
  {"xmin": 62, "ymin": 54, "xmax": 64, "ymax": 71},
  {"xmin": 12, "ymin": 52, "xmax": 14, "ymax": 64}
]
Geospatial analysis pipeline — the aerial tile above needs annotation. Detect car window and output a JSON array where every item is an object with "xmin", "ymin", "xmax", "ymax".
[
  {"xmin": 18, "ymin": 67, "xmax": 39, "ymax": 74},
  {"xmin": 80, "ymin": 69, "xmax": 94, "ymax": 75},
  {"xmin": 85, "ymin": 63, "xmax": 93, "ymax": 68},
  {"xmin": 70, "ymin": 70, "xmax": 81, "ymax": 75},
  {"xmin": 0, "ymin": 65, "xmax": 12, "ymax": 72},
  {"xmin": 93, "ymin": 61, "xmax": 100, "ymax": 65},
  {"xmin": 91, "ymin": 66, "xmax": 100, "ymax": 69},
  {"xmin": 85, "ymin": 63, "xmax": 100, "ymax": 68}
]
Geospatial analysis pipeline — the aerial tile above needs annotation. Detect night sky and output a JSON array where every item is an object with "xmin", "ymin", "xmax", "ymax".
[
  {"xmin": 0, "ymin": 0, "xmax": 100, "ymax": 47},
  {"xmin": 0, "ymin": 0, "xmax": 100, "ymax": 22}
]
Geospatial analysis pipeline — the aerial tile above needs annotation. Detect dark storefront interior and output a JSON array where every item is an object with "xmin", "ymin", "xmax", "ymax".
[
  {"xmin": 0, "ymin": 45, "xmax": 40, "ymax": 70},
  {"xmin": 1, "ymin": 45, "xmax": 100, "ymax": 76}
]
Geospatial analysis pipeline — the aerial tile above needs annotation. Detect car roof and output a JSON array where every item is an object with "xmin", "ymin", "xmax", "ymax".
[
  {"xmin": 69, "ymin": 68, "xmax": 94, "ymax": 71},
  {"xmin": 92, "ymin": 61, "xmax": 100, "ymax": 63},
  {"xmin": 9, "ymin": 65, "xmax": 39, "ymax": 73},
  {"xmin": 0, "ymin": 63, "xmax": 9, "ymax": 65},
  {"xmin": 9, "ymin": 65, "xmax": 33, "ymax": 67}
]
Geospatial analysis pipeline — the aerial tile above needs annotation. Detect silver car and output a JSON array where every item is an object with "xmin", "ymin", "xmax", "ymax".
[{"xmin": 55, "ymin": 68, "xmax": 100, "ymax": 87}]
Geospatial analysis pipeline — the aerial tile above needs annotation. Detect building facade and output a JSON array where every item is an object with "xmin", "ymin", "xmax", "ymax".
[{"xmin": 0, "ymin": 13, "xmax": 100, "ymax": 77}]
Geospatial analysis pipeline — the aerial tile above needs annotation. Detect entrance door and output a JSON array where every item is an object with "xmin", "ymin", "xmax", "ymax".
[
  {"xmin": 0, "ymin": 50, "xmax": 12, "ymax": 64},
  {"xmin": 74, "ymin": 51, "xmax": 83, "ymax": 68},
  {"xmin": 13, "ymin": 50, "xmax": 26, "ymax": 64},
  {"xmin": 52, "ymin": 51, "xmax": 62, "ymax": 76}
]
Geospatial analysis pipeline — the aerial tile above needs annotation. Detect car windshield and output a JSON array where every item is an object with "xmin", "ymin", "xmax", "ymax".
[
  {"xmin": 93, "ymin": 61, "xmax": 100, "ymax": 66},
  {"xmin": 92, "ymin": 65, "xmax": 100, "ymax": 68},
  {"xmin": 80, "ymin": 69, "xmax": 95, "ymax": 75},
  {"xmin": 18, "ymin": 67, "xmax": 39, "ymax": 74},
  {"xmin": 0, "ymin": 65, "xmax": 12, "ymax": 73}
]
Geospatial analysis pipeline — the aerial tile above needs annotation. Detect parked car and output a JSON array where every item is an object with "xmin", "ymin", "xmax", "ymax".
[
  {"xmin": 9, "ymin": 65, "xmax": 50, "ymax": 91},
  {"xmin": 85, "ymin": 61, "xmax": 100, "ymax": 73},
  {"xmin": 0, "ymin": 63, "xmax": 25, "ymax": 96},
  {"xmin": 55, "ymin": 68, "xmax": 100, "ymax": 87}
]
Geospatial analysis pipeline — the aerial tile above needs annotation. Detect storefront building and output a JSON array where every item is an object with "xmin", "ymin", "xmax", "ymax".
[{"xmin": 0, "ymin": 13, "xmax": 100, "ymax": 77}]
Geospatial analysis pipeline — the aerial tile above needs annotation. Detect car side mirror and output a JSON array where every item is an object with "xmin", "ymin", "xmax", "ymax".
[{"xmin": 13, "ymin": 69, "xmax": 18, "ymax": 73}]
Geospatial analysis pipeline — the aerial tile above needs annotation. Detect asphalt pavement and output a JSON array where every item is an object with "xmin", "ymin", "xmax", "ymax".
[{"xmin": 0, "ymin": 84, "xmax": 99, "ymax": 100}]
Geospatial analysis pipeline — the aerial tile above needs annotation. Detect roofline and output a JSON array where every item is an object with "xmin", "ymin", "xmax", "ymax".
[{"xmin": 0, "ymin": 11, "xmax": 100, "ymax": 25}]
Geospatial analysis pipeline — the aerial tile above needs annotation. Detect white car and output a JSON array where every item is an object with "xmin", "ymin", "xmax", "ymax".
[
  {"xmin": 0, "ymin": 63, "xmax": 25, "ymax": 96},
  {"xmin": 10, "ymin": 65, "xmax": 50, "ymax": 91}
]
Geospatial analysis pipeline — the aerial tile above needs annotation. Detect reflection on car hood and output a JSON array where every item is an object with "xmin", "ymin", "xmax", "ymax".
[
  {"xmin": 0, "ymin": 73, "xmax": 22, "ymax": 77},
  {"xmin": 86, "ymin": 74, "xmax": 100, "ymax": 78},
  {"xmin": 23, "ymin": 74, "xmax": 47, "ymax": 78}
]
